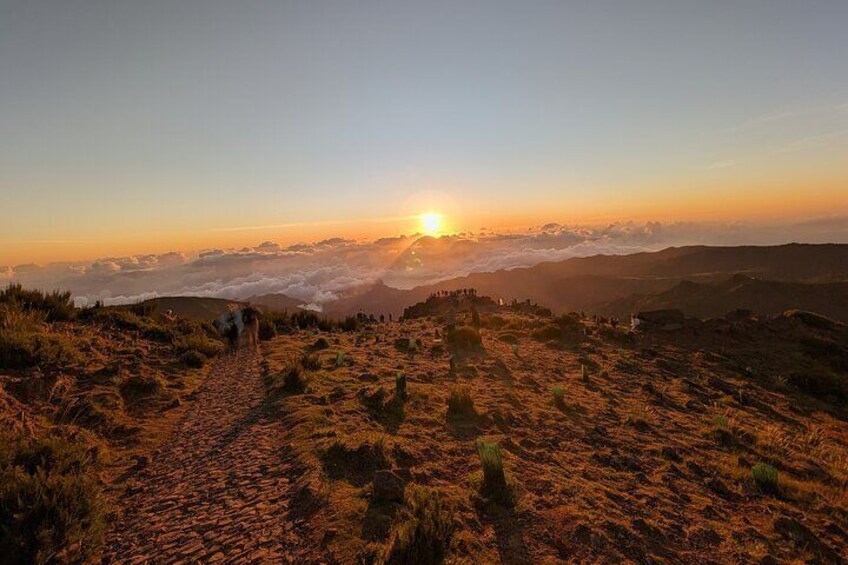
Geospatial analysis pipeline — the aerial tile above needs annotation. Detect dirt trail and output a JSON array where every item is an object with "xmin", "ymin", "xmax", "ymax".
[{"xmin": 103, "ymin": 352, "xmax": 316, "ymax": 564}]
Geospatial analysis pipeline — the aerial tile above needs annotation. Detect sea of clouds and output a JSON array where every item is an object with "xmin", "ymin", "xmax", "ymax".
[{"xmin": 3, "ymin": 218, "xmax": 847, "ymax": 311}]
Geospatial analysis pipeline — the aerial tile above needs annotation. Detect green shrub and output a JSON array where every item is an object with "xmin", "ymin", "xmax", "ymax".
[
  {"xmin": 0, "ymin": 434, "xmax": 105, "ymax": 564},
  {"xmin": 552, "ymin": 386, "xmax": 565, "ymax": 409},
  {"xmin": 180, "ymin": 350, "xmax": 207, "ymax": 369},
  {"xmin": 476, "ymin": 440, "xmax": 514, "ymax": 506},
  {"xmin": 484, "ymin": 314, "xmax": 506, "ymax": 329},
  {"xmin": 384, "ymin": 486, "xmax": 455, "ymax": 565},
  {"xmin": 310, "ymin": 337, "xmax": 330, "ymax": 351},
  {"xmin": 128, "ymin": 301, "xmax": 156, "ymax": 317},
  {"xmin": 321, "ymin": 436, "xmax": 391, "ymax": 485},
  {"xmin": 301, "ymin": 352, "xmax": 322, "ymax": 371},
  {"xmin": 446, "ymin": 327, "xmax": 482, "ymax": 352},
  {"xmin": 394, "ymin": 337, "xmax": 411, "ymax": 352},
  {"xmin": 0, "ymin": 330, "xmax": 81, "ymax": 371},
  {"xmin": 282, "ymin": 363, "xmax": 309, "ymax": 393},
  {"xmin": 173, "ymin": 333, "xmax": 222, "ymax": 358},
  {"xmin": 119, "ymin": 373, "xmax": 165, "ymax": 401},
  {"xmin": 531, "ymin": 314, "xmax": 583, "ymax": 344},
  {"xmin": 266, "ymin": 362, "xmax": 311, "ymax": 395},
  {"xmin": 712, "ymin": 415, "xmax": 729, "ymax": 429},
  {"xmin": 446, "ymin": 385, "xmax": 475, "ymax": 418},
  {"xmin": 395, "ymin": 373, "xmax": 407, "ymax": 400},
  {"xmin": 752, "ymin": 463, "xmax": 779, "ymax": 494},
  {"xmin": 0, "ymin": 284, "xmax": 75, "ymax": 322},
  {"xmin": 258, "ymin": 318, "xmax": 277, "ymax": 341},
  {"xmin": 788, "ymin": 369, "xmax": 847, "ymax": 401},
  {"xmin": 340, "ymin": 316, "xmax": 360, "ymax": 332},
  {"xmin": 0, "ymin": 303, "xmax": 45, "ymax": 332}
]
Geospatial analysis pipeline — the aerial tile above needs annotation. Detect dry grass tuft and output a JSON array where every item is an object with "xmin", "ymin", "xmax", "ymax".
[
  {"xmin": 446, "ymin": 385, "xmax": 475, "ymax": 418},
  {"xmin": 383, "ymin": 485, "xmax": 455, "ymax": 565}
]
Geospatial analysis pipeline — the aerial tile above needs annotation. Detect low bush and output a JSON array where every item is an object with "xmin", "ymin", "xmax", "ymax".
[
  {"xmin": 552, "ymin": 386, "xmax": 565, "ymax": 409},
  {"xmin": 180, "ymin": 350, "xmax": 207, "ymax": 369},
  {"xmin": 310, "ymin": 337, "xmax": 330, "ymax": 351},
  {"xmin": 0, "ymin": 434, "xmax": 105, "ymax": 564},
  {"xmin": 395, "ymin": 373, "xmax": 407, "ymax": 400},
  {"xmin": 258, "ymin": 318, "xmax": 277, "ymax": 341},
  {"xmin": 0, "ymin": 330, "xmax": 81, "ymax": 371},
  {"xmin": 788, "ymin": 369, "xmax": 847, "ymax": 402},
  {"xmin": 340, "ymin": 316, "xmax": 360, "ymax": 332},
  {"xmin": 0, "ymin": 283, "xmax": 75, "ymax": 322},
  {"xmin": 0, "ymin": 303, "xmax": 45, "ymax": 332},
  {"xmin": 301, "ymin": 352, "xmax": 322, "ymax": 371},
  {"xmin": 119, "ymin": 373, "xmax": 165, "ymax": 401},
  {"xmin": 266, "ymin": 361, "xmax": 311, "ymax": 395},
  {"xmin": 446, "ymin": 385, "xmax": 475, "ymax": 418},
  {"xmin": 384, "ymin": 486, "xmax": 455, "ymax": 565},
  {"xmin": 173, "ymin": 333, "xmax": 222, "ymax": 358},
  {"xmin": 752, "ymin": 462, "xmax": 779, "ymax": 494},
  {"xmin": 446, "ymin": 327, "xmax": 482, "ymax": 352},
  {"xmin": 321, "ymin": 436, "xmax": 391, "ymax": 485},
  {"xmin": 476, "ymin": 440, "xmax": 515, "ymax": 506}
]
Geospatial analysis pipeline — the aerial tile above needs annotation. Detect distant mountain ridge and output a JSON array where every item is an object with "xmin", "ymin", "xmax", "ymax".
[
  {"xmin": 137, "ymin": 296, "xmax": 243, "ymax": 321},
  {"xmin": 317, "ymin": 243, "xmax": 848, "ymax": 319},
  {"xmin": 597, "ymin": 274, "xmax": 848, "ymax": 322}
]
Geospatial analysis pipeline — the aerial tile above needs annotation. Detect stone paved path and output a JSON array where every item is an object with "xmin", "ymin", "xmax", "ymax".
[{"xmin": 103, "ymin": 351, "xmax": 315, "ymax": 564}]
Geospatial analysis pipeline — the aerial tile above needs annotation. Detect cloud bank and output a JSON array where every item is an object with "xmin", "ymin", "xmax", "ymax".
[{"xmin": 3, "ymin": 218, "xmax": 847, "ymax": 311}]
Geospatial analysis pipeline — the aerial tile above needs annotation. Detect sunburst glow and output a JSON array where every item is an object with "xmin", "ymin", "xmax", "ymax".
[{"xmin": 420, "ymin": 213, "xmax": 443, "ymax": 236}]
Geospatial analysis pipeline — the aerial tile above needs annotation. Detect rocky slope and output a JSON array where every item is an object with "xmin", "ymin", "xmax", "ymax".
[{"xmin": 259, "ymin": 299, "xmax": 848, "ymax": 563}]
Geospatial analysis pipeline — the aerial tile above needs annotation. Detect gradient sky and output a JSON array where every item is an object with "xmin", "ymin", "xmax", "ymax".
[{"xmin": 2, "ymin": 0, "xmax": 847, "ymax": 264}]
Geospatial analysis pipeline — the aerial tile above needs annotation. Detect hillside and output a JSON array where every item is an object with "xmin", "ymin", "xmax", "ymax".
[
  {"xmin": 0, "ymin": 287, "xmax": 224, "ymax": 563},
  {"xmin": 3, "ymin": 285, "xmax": 848, "ymax": 563},
  {"xmin": 256, "ymin": 302, "xmax": 848, "ymax": 563},
  {"xmin": 136, "ymin": 296, "xmax": 243, "ymax": 321},
  {"xmin": 248, "ymin": 292, "xmax": 307, "ymax": 313},
  {"xmin": 598, "ymin": 275, "xmax": 848, "ymax": 322},
  {"xmin": 319, "ymin": 243, "xmax": 848, "ymax": 319}
]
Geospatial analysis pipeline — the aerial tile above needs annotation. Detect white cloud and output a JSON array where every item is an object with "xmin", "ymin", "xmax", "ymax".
[{"xmin": 8, "ymin": 218, "xmax": 848, "ymax": 310}]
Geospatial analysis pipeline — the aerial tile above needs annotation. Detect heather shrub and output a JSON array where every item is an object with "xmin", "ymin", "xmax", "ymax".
[
  {"xmin": 0, "ymin": 283, "xmax": 75, "ymax": 322},
  {"xmin": 446, "ymin": 385, "xmax": 475, "ymax": 418},
  {"xmin": 476, "ymin": 440, "xmax": 515, "ymax": 506},
  {"xmin": 0, "ymin": 434, "xmax": 105, "ymax": 564},
  {"xmin": 395, "ymin": 373, "xmax": 407, "ymax": 400},
  {"xmin": 0, "ymin": 330, "xmax": 81, "ymax": 371},
  {"xmin": 180, "ymin": 349, "xmax": 207, "ymax": 369},
  {"xmin": 383, "ymin": 486, "xmax": 455, "ymax": 564},
  {"xmin": 310, "ymin": 337, "xmax": 330, "ymax": 351},
  {"xmin": 752, "ymin": 463, "xmax": 779, "ymax": 494},
  {"xmin": 301, "ymin": 352, "xmax": 322, "ymax": 371},
  {"xmin": 446, "ymin": 327, "xmax": 482, "ymax": 352},
  {"xmin": 258, "ymin": 317, "xmax": 277, "ymax": 341},
  {"xmin": 552, "ymin": 386, "xmax": 565, "ymax": 409}
]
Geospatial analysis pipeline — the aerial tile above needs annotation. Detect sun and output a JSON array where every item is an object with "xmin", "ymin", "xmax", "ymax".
[{"xmin": 420, "ymin": 212, "xmax": 443, "ymax": 236}]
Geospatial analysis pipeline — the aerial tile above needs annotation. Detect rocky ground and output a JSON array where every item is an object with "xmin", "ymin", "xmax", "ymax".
[
  {"xmin": 3, "ymin": 296, "xmax": 848, "ymax": 564},
  {"xmin": 257, "ymin": 305, "xmax": 848, "ymax": 564}
]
